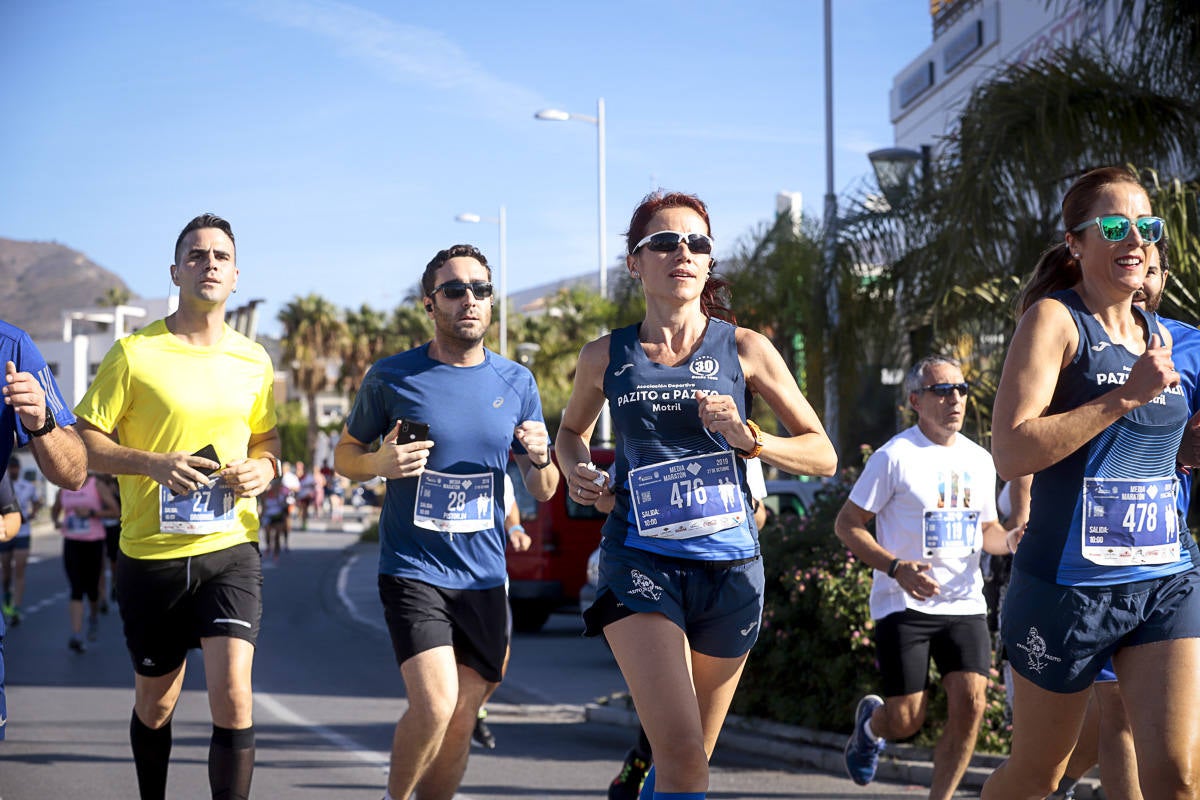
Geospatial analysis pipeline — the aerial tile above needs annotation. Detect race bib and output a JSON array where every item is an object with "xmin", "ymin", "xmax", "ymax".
[
  {"xmin": 159, "ymin": 481, "xmax": 238, "ymax": 534},
  {"xmin": 65, "ymin": 511, "xmax": 93, "ymax": 535},
  {"xmin": 413, "ymin": 470, "xmax": 495, "ymax": 534},
  {"xmin": 1082, "ymin": 476, "xmax": 1179, "ymax": 566},
  {"xmin": 923, "ymin": 508, "xmax": 981, "ymax": 558},
  {"xmin": 629, "ymin": 451, "xmax": 745, "ymax": 540}
]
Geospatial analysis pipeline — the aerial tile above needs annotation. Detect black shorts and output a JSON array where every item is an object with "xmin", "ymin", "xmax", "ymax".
[
  {"xmin": 104, "ymin": 524, "xmax": 121, "ymax": 562},
  {"xmin": 378, "ymin": 575, "xmax": 508, "ymax": 683},
  {"xmin": 63, "ymin": 539, "xmax": 105, "ymax": 602},
  {"xmin": 875, "ymin": 609, "xmax": 991, "ymax": 697},
  {"xmin": 116, "ymin": 542, "xmax": 262, "ymax": 677}
]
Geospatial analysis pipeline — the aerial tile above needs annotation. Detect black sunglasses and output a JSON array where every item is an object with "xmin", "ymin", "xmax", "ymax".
[
  {"xmin": 921, "ymin": 382, "xmax": 969, "ymax": 398},
  {"xmin": 632, "ymin": 230, "xmax": 715, "ymax": 255},
  {"xmin": 431, "ymin": 280, "xmax": 493, "ymax": 300}
]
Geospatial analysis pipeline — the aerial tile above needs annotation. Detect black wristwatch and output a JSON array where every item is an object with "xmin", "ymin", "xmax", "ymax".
[{"xmin": 20, "ymin": 408, "xmax": 56, "ymax": 438}]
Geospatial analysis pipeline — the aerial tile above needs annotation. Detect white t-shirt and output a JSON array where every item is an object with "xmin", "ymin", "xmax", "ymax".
[
  {"xmin": 12, "ymin": 477, "xmax": 38, "ymax": 539},
  {"xmin": 848, "ymin": 425, "xmax": 998, "ymax": 619}
]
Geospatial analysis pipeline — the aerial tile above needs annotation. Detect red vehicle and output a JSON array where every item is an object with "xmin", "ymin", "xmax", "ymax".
[{"xmin": 504, "ymin": 447, "xmax": 614, "ymax": 632}]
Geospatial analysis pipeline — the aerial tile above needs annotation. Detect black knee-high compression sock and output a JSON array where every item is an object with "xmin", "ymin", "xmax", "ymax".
[
  {"xmin": 130, "ymin": 709, "xmax": 173, "ymax": 800},
  {"xmin": 209, "ymin": 724, "xmax": 255, "ymax": 800}
]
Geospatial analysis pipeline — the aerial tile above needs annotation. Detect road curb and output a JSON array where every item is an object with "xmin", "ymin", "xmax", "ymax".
[{"xmin": 585, "ymin": 696, "xmax": 1104, "ymax": 798}]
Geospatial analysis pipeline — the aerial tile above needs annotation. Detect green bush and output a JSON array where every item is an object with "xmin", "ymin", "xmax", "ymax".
[
  {"xmin": 734, "ymin": 450, "xmax": 1012, "ymax": 755},
  {"xmin": 734, "ymin": 464, "xmax": 878, "ymax": 729}
]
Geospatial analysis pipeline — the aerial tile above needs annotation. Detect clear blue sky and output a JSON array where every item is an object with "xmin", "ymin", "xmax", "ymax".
[{"xmin": 0, "ymin": 1, "xmax": 931, "ymax": 336}]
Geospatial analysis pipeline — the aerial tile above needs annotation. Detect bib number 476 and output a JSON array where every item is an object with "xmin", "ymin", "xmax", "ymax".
[{"xmin": 670, "ymin": 478, "xmax": 707, "ymax": 508}]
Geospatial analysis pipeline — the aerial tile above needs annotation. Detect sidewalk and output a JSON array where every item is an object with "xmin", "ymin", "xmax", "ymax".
[{"xmin": 332, "ymin": 512, "xmax": 1103, "ymax": 799}]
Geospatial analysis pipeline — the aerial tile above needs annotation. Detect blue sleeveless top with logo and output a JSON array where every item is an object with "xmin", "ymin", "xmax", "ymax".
[
  {"xmin": 1018, "ymin": 289, "xmax": 1198, "ymax": 586},
  {"xmin": 601, "ymin": 319, "xmax": 758, "ymax": 560}
]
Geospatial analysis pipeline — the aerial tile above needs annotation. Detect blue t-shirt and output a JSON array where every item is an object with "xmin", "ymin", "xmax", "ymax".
[
  {"xmin": 1019, "ymin": 290, "xmax": 1197, "ymax": 586},
  {"xmin": 0, "ymin": 320, "xmax": 76, "ymax": 467},
  {"xmin": 1163, "ymin": 316, "xmax": 1200, "ymax": 519},
  {"xmin": 602, "ymin": 319, "xmax": 757, "ymax": 560},
  {"xmin": 345, "ymin": 344, "xmax": 545, "ymax": 590}
]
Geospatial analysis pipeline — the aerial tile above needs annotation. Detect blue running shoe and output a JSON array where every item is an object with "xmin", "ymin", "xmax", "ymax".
[{"xmin": 844, "ymin": 694, "xmax": 885, "ymax": 786}]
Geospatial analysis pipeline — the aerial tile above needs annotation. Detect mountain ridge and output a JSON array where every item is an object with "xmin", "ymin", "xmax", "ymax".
[{"xmin": 0, "ymin": 237, "xmax": 137, "ymax": 340}]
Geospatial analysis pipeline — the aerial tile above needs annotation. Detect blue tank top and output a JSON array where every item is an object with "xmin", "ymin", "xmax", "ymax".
[
  {"xmin": 1162, "ymin": 317, "xmax": 1200, "ymax": 520},
  {"xmin": 601, "ymin": 319, "xmax": 758, "ymax": 560},
  {"xmin": 1019, "ymin": 289, "xmax": 1198, "ymax": 586}
]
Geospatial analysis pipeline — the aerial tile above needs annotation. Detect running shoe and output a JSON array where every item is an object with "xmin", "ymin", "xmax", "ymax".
[
  {"xmin": 1, "ymin": 602, "xmax": 13, "ymax": 623},
  {"xmin": 608, "ymin": 748, "xmax": 650, "ymax": 800},
  {"xmin": 8, "ymin": 606, "xmax": 20, "ymax": 627},
  {"xmin": 844, "ymin": 694, "xmax": 885, "ymax": 786},
  {"xmin": 472, "ymin": 710, "xmax": 496, "ymax": 749},
  {"xmin": 68, "ymin": 636, "xmax": 87, "ymax": 653},
  {"xmin": 87, "ymin": 616, "xmax": 100, "ymax": 642}
]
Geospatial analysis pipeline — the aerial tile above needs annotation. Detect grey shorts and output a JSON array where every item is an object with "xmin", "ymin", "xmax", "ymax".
[{"xmin": 583, "ymin": 537, "xmax": 764, "ymax": 658}]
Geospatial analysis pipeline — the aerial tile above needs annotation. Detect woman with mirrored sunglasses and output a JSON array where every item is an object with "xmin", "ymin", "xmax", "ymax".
[
  {"xmin": 985, "ymin": 166, "xmax": 1200, "ymax": 800},
  {"xmin": 555, "ymin": 190, "xmax": 836, "ymax": 800}
]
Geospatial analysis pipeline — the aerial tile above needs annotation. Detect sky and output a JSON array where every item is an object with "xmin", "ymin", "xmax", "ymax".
[{"xmin": 0, "ymin": 1, "xmax": 932, "ymax": 336}]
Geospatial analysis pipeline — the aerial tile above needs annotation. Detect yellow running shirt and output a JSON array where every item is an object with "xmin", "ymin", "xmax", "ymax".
[{"xmin": 75, "ymin": 319, "xmax": 277, "ymax": 559}]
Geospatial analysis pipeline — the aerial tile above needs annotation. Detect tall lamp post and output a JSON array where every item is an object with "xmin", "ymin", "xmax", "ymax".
[
  {"xmin": 534, "ymin": 98, "xmax": 607, "ymax": 299},
  {"xmin": 455, "ymin": 206, "xmax": 508, "ymax": 357},
  {"xmin": 535, "ymin": 97, "xmax": 612, "ymax": 445},
  {"xmin": 822, "ymin": 0, "xmax": 840, "ymax": 457}
]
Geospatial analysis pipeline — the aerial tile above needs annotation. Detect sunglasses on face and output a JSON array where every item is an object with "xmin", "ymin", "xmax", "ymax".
[
  {"xmin": 431, "ymin": 280, "xmax": 493, "ymax": 300},
  {"xmin": 921, "ymin": 382, "xmax": 969, "ymax": 398},
  {"xmin": 1071, "ymin": 215, "xmax": 1165, "ymax": 244},
  {"xmin": 632, "ymin": 230, "xmax": 715, "ymax": 255}
]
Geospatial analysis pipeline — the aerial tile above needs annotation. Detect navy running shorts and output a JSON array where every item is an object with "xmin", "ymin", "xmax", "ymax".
[
  {"xmin": 582, "ymin": 537, "xmax": 764, "ymax": 659},
  {"xmin": 117, "ymin": 542, "xmax": 263, "ymax": 677},
  {"xmin": 378, "ymin": 575, "xmax": 508, "ymax": 683},
  {"xmin": 874, "ymin": 609, "xmax": 991, "ymax": 697},
  {"xmin": 0, "ymin": 535, "xmax": 29, "ymax": 554},
  {"xmin": 1002, "ymin": 566, "xmax": 1200, "ymax": 693}
]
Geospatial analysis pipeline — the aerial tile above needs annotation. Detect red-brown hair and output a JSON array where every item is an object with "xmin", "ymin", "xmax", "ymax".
[{"xmin": 625, "ymin": 190, "xmax": 734, "ymax": 323}]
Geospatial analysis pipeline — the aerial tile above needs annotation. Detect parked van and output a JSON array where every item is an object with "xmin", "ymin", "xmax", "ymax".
[{"xmin": 504, "ymin": 447, "xmax": 614, "ymax": 632}]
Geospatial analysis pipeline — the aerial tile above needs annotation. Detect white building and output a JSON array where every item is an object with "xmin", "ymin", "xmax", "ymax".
[{"xmin": 888, "ymin": 0, "xmax": 1121, "ymax": 151}]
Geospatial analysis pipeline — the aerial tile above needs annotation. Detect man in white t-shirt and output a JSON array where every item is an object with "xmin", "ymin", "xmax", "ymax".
[{"xmin": 834, "ymin": 355, "xmax": 1017, "ymax": 800}]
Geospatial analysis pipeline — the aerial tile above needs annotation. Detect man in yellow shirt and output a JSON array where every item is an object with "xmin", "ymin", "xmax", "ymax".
[{"xmin": 75, "ymin": 214, "xmax": 281, "ymax": 800}]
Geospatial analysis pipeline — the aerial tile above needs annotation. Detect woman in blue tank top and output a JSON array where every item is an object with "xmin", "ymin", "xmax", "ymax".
[
  {"xmin": 985, "ymin": 167, "xmax": 1200, "ymax": 799},
  {"xmin": 556, "ymin": 191, "xmax": 836, "ymax": 799}
]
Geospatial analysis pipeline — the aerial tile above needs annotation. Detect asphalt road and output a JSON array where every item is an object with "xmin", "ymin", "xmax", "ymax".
[{"xmin": 0, "ymin": 516, "xmax": 945, "ymax": 799}]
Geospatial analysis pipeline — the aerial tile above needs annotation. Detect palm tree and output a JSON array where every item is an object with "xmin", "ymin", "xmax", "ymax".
[
  {"xmin": 278, "ymin": 294, "xmax": 347, "ymax": 461},
  {"xmin": 95, "ymin": 285, "xmax": 132, "ymax": 307},
  {"xmin": 340, "ymin": 304, "xmax": 394, "ymax": 398},
  {"xmin": 836, "ymin": 0, "xmax": 1200, "ymax": 444}
]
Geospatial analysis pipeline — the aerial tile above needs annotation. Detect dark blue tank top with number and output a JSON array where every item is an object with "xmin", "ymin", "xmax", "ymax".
[
  {"xmin": 1019, "ymin": 289, "xmax": 1198, "ymax": 586},
  {"xmin": 601, "ymin": 319, "xmax": 758, "ymax": 560}
]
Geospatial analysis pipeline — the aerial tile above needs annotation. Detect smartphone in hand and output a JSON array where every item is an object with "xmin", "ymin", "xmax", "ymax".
[
  {"xmin": 192, "ymin": 444, "xmax": 221, "ymax": 476},
  {"xmin": 395, "ymin": 419, "xmax": 430, "ymax": 444}
]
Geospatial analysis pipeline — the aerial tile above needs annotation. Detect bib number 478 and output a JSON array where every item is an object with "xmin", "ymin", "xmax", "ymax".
[{"xmin": 1122, "ymin": 502, "xmax": 1159, "ymax": 533}]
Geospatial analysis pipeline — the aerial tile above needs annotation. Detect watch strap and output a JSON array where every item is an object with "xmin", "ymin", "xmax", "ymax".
[{"xmin": 20, "ymin": 407, "xmax": 56, "ymax": 438}]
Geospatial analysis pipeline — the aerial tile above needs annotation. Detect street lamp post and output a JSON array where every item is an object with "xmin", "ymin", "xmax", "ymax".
[
  {"xmin": 534, "ymin": 98, "xmax": 607, "ymax": 299},
  {"xmin": 455, "ymin": 206, "xmax": 507, "ymax": 357},
  {"xmin": 822, "ymin": 0, "xmax": 840, "ymax": 458},
  {"xmin": 536, "ymin": 97, "xmax": 612, "ymax": 445}
]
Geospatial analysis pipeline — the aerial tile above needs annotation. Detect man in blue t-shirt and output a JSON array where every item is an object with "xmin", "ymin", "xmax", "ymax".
[
  {"xmin": 0, "ymin": 320, "xmax": 87, "ymax": 741},
  {"xmin": 335, "ymin": 244, "xmax": 559, "ymax": 800}
]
